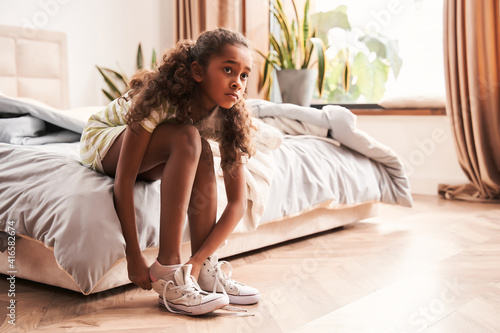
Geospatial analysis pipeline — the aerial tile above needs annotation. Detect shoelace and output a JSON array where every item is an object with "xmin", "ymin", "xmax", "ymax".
[
  {"xmin": 161, "ymin": 278, "xmax": 200, "ymax": 315},
  {"xmin": 159, "ymin": 266, "xmax": 249, "ymax": 316},
  {"xmin": 210, "ymin": 261, "xmax": 249, "ymax": 314},
  {"xmin": 211, "ymin": 260, "xmax": 237, "ymax": 295}
]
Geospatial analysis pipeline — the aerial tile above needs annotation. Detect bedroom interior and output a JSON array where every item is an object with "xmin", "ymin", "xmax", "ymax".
[{"xmin": 0, "ymin": 0, "xmax": 499, "ymax": 332}]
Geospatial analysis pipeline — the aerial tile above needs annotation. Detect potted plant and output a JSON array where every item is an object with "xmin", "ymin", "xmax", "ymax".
[
  {"xmin": 311, "ymin": 5, "xmax": 402, "ymax": 103},
  {"xmin": 257, "ymin": 0, "xmax": 326, "ymax": 106},
  {"xmin": 96, "ymin": 44, "xmax": 157, "ymax": 102}
]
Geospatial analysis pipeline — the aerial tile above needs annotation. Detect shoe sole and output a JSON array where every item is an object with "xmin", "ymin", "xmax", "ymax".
[
  {"xmin": 228, "ymin": 293, "xmax": 261, "ymax": 305},
  {"xmin": 158, "ymin": 296, "xmax": 229, "ymax": 316}
]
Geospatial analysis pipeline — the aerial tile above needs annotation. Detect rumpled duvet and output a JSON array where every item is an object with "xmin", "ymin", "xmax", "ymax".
[
  {"xmin": 248, "ymin": 99, "xmax": 413, "ymax": 210},
  {"xmin": 0, "ymin": 95, "xmax": 412, "ymax": 294}
]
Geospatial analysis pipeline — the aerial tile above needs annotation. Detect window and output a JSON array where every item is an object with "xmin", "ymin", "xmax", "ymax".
[{"xmin": 310, "ymin": 0, "xmax": 445, "ymax": 108}]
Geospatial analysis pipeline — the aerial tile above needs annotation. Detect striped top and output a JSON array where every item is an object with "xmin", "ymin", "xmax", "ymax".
[{"xmin": 80, "ymin": 96, "xmax": 223, "ymax": 173}]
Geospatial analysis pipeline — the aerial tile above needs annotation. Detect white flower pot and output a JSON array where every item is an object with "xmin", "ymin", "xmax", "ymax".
[{"xmin": 276, "ymin": 69, "xmax": 318, "ymax": 106}]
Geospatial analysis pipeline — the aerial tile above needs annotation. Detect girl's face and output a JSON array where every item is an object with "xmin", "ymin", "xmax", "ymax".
[{"xmin": 194, "ymin": 44, "xmax": 252, "ymax": 111}]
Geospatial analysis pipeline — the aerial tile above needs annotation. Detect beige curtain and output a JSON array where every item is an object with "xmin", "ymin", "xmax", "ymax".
[
  {"xmin": 175, "ymin": 0, "xmax": 245, "ymax": 41},
  {"xmin": 440, "ymin": 0, "xmax": 500, "ymax": 202}
]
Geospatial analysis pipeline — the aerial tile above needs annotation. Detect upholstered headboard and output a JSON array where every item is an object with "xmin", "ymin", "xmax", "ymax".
[{"xmin": 0, "ymin": 25, "xmax": 69, "ymax": 109}]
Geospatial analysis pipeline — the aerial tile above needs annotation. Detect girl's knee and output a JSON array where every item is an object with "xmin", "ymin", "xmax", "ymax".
[{"xmin": 172, "ymin": 124, "xmax": 202, "ymax": 159}]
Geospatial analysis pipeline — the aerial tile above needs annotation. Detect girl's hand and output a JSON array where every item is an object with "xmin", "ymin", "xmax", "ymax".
[{"xmin": 126, "ymin": 253, "xmax": 152, "ymax": 290}]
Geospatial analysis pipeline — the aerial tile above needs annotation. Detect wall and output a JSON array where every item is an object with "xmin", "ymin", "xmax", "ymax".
[
  {"xmin": 0, "ymin": 0, "xmax": 175, "ymax": 107},
  {"xmin": 356, "ymin": 115, "xmax": 469, "ymax": 196},
  {"xmin": 0, "ymin": 1, "xmax": 467, "ymax": 195}
]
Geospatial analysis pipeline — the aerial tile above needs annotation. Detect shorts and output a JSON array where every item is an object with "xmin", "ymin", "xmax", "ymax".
[{"xmin": 80, "ymin": 125, "xmax": 127, "ymax": 174}]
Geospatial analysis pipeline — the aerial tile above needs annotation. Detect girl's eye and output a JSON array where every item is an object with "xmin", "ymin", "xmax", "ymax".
[
  {"xmin": 241, "ymin": 73, "xmax": 249, "ymax": 80},
  {"xmin": 224, "ymin": 67, "xmax": 232, "ymax": 74}
]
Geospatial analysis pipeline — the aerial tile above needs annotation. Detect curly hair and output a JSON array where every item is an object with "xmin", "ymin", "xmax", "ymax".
[{"xmin": 123, "ymin": 28, "xmax": 255, "ymax": 174}]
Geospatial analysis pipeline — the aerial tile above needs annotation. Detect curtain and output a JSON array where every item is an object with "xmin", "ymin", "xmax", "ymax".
[
  {"xmin": 440, "ymin": 0, "xmax": 500, "ymax": 202},
  {"xmin": 175, "ymin": 0, "xmax": 245, "ymax": 41},
  {"xmin": 174, "ymin": 0, "xmax": 268, "ymax": 99}
]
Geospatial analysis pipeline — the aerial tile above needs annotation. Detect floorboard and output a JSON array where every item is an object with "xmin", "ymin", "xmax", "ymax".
[{"xmin": 1, "ymin": 195, "xmax": 499, "ymax": 332}]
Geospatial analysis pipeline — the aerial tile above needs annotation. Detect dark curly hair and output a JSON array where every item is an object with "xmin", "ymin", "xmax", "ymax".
[{"xmin": 123, "ymin": 28, "xmax": 255, "ymax": 174}]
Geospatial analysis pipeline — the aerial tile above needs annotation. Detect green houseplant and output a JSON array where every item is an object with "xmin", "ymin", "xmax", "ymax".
[
  {"xmin": 311, "ymin": 5, "xmax": 402, "ymax": 103},
  {"xmin": 258, "ymin": 0, "xmax": 326, "ymax": 105},
  {"xmin": 96, "ymin": 44, "xmax": 157, "ymax": 102}
]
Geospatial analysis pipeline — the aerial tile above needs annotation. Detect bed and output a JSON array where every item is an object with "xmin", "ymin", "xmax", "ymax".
[{"xmin": 0, "ymin": 25, "xmax": 412, "ymax": 295}]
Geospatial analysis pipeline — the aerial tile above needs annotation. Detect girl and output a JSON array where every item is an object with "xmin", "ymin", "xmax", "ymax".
[{"xmin": 80, "ymin": 28, "xmax": 260, "ymax": 315}]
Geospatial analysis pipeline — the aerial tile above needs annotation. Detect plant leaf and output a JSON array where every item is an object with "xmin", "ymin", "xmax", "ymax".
[
  {"xmin": 96, "ymin": 66, "xmax": 124, "ymax": 97},
  {"xmin": 302, "ymin": 27, "xmax": 317, "ymax": 68},
  {"xmin": 290, "ymin": 21, "xmax": 298, "ymax": 65},
  {"xmin": 100, "ymin": 67, "xmax": 129, "ymax": 88},
  {"xmin": 256, "ymin": 48, "xmax": 282, "ymax": 70},
  {"xmin": 302, "ymin": 0, "xmax": 310, "ymax": 54},
  {"xmin": 101, "ymin": 89, "xmax": 116, "ymax": 102},
  {"xmin": 291, "ymin": 0, "xmax": 303, "ymax": 66},
  {"xmin": 137, "ymin": 43, "xmax": 143, "ymax": 70},
  {"xmin": 303, "ymin": 43, "xmax": 312, "ymax": 69},
  {"xmin": 151, "ymin": 48, "xmax": 157, "ymax": 69},
  {"xmin": 260, "ymin": 59, "xmax": 274, "ymax": 93},
  {"xmin": 272, "ymin": 0, "xmax": 295, "ymax": 68},
  {"xmin": 342, "ymin": 60, "xmax": 350, "ymax": 92},
  {"xmin": 256, "ymin": 51, "xmax": 274, "ymax": 99},
  {"xmin": 359, "ymin": 35, "xmax": 387, "ymax": 58},
  {"xmin": 351, "ymin": 52, "xmax": 389, "ymax": 102},
  {"xmin": 310, "ymin": 5, "xmax": 351, "ymax": 46},
  {"xmin": 359, "ymin": 35, "xmax": 402, "ymax": 78},
  {"xmin": 309, "ymin": 37, "xmax": 326, "ymax": 96},
  {"xmin": 383, "ymin": 38, "xmax": 403, "ymax": 77},
  {"xmin": 269, "ymin": 33, "xmax": 286, "ymax": 69}
]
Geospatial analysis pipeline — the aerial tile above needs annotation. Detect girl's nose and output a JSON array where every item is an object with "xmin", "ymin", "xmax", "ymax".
[{"xmin": 231, "ymin": 78, "xmax": 242, "ymax": 89}]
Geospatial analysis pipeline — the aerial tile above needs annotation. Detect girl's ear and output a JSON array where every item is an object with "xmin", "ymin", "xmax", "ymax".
[{"xmin": 191, "ymin": 61, "xmax": 203, "ymax": 83}]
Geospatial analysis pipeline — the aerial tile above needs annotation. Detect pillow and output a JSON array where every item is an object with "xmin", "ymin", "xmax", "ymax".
[
  {"xmin": 0, "ymin": 95, "xmax": 103, "ymax": 134},
  {"xmin": 0, "ymin": 115, "xmax": 46, "ymax": 144}
]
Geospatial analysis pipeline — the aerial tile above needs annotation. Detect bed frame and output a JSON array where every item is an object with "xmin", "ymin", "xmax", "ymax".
[{"xmin": 0, "ymin": 24, "xmax": 379, "ymax": 294}]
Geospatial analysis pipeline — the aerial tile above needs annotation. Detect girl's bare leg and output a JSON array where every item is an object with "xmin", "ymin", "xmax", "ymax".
[
  {"xmin": 102, "ymin": 123, "xmax": 202, "ymax": 266},
  {"xmin": 186, "ymin": 139, "xmax": 218, "ymax": 278}
]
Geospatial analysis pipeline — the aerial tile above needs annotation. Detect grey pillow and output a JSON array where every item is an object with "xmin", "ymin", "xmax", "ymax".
[{"xmin": 0, "ymin": 115, "xmax": 46, "ymax": 144}]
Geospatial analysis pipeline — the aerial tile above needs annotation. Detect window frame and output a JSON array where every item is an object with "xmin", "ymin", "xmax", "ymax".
[{"xmin": 310, "ymin": 104, "xmax": 446, "ymax": 116}]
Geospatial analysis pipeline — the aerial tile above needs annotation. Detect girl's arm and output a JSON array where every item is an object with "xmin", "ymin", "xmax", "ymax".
[
  {"xmin": 113, "ymin": 122, "xmax": 153, "ymax": 289},
  {"xmin": 191, "ymin": 162, "xmax": 247, "ymax": 263}
]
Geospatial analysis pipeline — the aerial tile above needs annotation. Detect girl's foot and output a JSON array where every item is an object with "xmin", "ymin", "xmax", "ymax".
[
  {"xmin": 150, "ymin": 263, "xmax": 229, "ymax": 315},
  {"xmin": 197, "ymin": 255, "xmax": 261, "ymax": 305}
]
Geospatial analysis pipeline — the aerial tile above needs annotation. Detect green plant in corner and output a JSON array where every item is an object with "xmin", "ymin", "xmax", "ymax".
[
  {"xmin": 257, "ymin": 0, "xmax": 326, "ymax": 99},
  {"xmin": 311, "ymin": 5, "xmax": 402, "ymax": 103},
  {"xmin": 96, "ymin": 44, "xmax": 157, "ymax": 102}
]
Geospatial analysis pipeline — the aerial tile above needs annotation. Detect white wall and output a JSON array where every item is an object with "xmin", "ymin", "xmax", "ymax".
[
  {"xmin": 356, "ymin": 115, "xmax": 469, "ymax": 196},
  {"xmin": 0, "ymin": 0, "xmax": 176, "ymax": 107},
  {"xmin": 0, "ymin": 1, "xmax": 467, "ymax": 196}
]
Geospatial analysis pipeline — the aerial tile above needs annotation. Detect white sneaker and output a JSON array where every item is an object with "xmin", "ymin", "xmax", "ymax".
[
  {"xmin": 197, "ymin": 255, "xmax": 261, "ymax": 305},
  {"xmin": 151, "ymin": 264, "xmax": 229, "ymax": 315}
]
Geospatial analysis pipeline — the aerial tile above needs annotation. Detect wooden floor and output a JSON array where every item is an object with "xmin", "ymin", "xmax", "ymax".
[{"xmin": 1, "ymin": 194, "xmax": 500, "ymax": 332}]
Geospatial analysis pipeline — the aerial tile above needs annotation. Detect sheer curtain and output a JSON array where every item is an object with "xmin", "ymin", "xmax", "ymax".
[{"xmin": 440, "ymin": 0, "xmax": 500, "ymax": 202}]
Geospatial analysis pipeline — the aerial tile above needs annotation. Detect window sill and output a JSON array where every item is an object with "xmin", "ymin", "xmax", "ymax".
[{"xmin": 311, "ymin": 104, "xmax": 446, "ymax": 116}]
